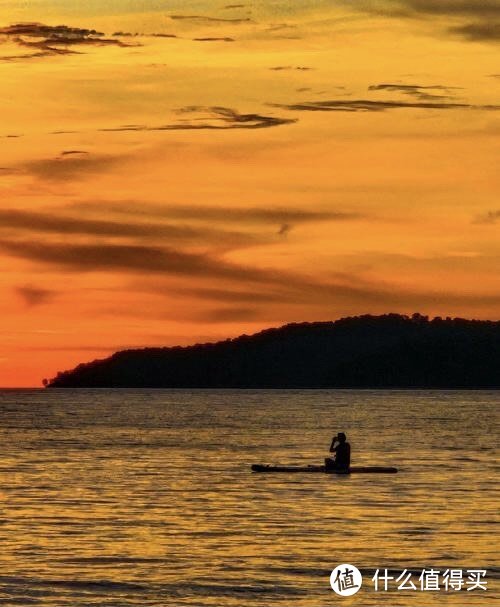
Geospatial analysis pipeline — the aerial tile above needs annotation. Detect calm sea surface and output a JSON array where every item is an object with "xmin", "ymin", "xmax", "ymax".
[{"xmin": 0, "ymin": 389, "xmax": 497, "ymax": 606}]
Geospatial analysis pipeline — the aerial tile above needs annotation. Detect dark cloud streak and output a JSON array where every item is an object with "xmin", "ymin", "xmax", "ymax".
[
  {"xmin": 75, "ymin": 202, "xmax": 358, "ymax": 226},
  {"xmin": 112, "ymin": 31, "xmax": 177, "ymax": 38},
  {"xmin": 0, "ymin": 208, "xmax": 262, "ymax": 247},
  {"xmin": 368, "ymin": 83, "xmax": 458, "ymax": 100},
  {"xmin": 200, "ymin": 306, "xmax": 262, "ymax": 323},
  {"xmin": 170, "ymin": 14, "xmax": 251, "ymax": 23},
  {"xmin": 270, "ymin": 66, "xmax": 313, "ymax": 71},
  {"xmin": 345, "ymin": 1, "xmax": 500, "ymax": 43},
  {"xmin": 473, "ymin": 210, "xmax": 500, "ymax": 224},
  {"xmin": 175, "ymin": 287, "xmax": 289, "ymax": 304},
  {"xmin": 347, "ymin": 0, "xmax": 500, "ymax": 19},
  {"xmin": 0, "ymin": 235, "xmax": 392, "ymax": 302},
  {"xmin": 15, "ymin": 284, "xmax": 56, "ymax": 307},
  {"xmin": 0, "ymin": 22, "xmax": 136, "ymax": 61},
  {"xmin": 193, "ymin": 37, "xmax": 235, "ymax": 42},
  {"xmin": 0, "ymin": 240, "xmax": 262, "ymax": 281},
  {"xmin": 449, "ymin": 22, "xmax": 500, "ymax": 41},
  {"xmin": 0, "ymin": 240, "xmax": 345, "ymax": 298},
  {"xmin": 24, "ymin": 153, "xmax": 121, "ymax": 181},
  {"xmin": 100, "ymin": 106, "xmax": 296, "ymax": 131},
  {"xmin": 272, "ymin": 98, "xmax": 499, "ymax": 112},
  {"xmin": 2, "ymin": 238, "xmax": 498, "ymax": 312}
]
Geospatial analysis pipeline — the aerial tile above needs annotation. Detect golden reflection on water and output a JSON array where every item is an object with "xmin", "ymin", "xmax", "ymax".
[{"xmin": 0, "ymin": 389, "xmax": 497, "ymax": 605}]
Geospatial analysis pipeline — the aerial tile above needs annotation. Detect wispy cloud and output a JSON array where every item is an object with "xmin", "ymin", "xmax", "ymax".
[
  {"xmin": 0, "ymin": 231, "xmax": 385, "ymax": 300},
  {"xmin": 368, "ymin": 83, "xmax": 459, "ymax": 101},
  {"xmin": 0, "ymin": 240, "xmax": 346, "ymax": 299},
  {"xmin": 174, "ymin": 287, "xmax": 290, "ymax": 304},
  {"xmin": 74, "ymin": 202, "xmax": 358, "ymax": 227},
  {"xmin": 112, "ymin": 31, "xmax": 177, "ymax": 38},
  {"xmin": 193, "ymin": 37, "xmax": 235, "ymax": 42},
  {"xmin": 99, "ymin": 106, "xmax": 296, "ymax": 131},
  {"xmin": 15, "ymin": 284, "xmax": 57, "ymax": 307},
  {"xmin": 2, "ymin": 108, "xmax": 295, "ymax": 140},
  {"xmin": 347, "ymin": 0, "xmax": 500, "ymax": 19},
  {"xmin": 269, "ymin": 66, "xmax": 313, "ymax": 71},
  {"xmin": 272, "ymin": 98, "xmax": 499, "ymax": 112},
  {"xmin": 0, "ymin": 208, "xmax": 264, "ymax": 248},
  {"xmin": 345, "ymin": 1, "xmax": 500, "ymax": 43},
  {"xmin": 23, "ymin": 152, "xmax": 121, "ymax": 181},
  {"xmin": 198, "ymin": 306, "xmax": 262, "ymax": 323},
  {"xmin": 169, "ymin": 15, "xmax": 252, "ymax": 23},
  {"xmin": 449, "ymin": 21, "xmax": 500, "ymax": 41},
  {"xmin": 0, "ymin": 239, "xmax": 259, "ymax": 280},
  {"xmin": 0, "ymin": 22, "xmax": 134, "ymax": 60},
  {"xmin": 60, "ymin": 150, "xmax": 89, "ymax": 156},
  {"xmin": 472, "ymin": 209, "xmax": 500, "ymax": 224},
  {"xmin": 2, "ymin": 237, "xmax": 498, "ymax": 315},
  {"xmin": 157, "ymin": 205, "xmax": 357, "ymax": 224},
  {"xmin": 60, "ymin": 202, "xmax": 357, "ymax": 252}
]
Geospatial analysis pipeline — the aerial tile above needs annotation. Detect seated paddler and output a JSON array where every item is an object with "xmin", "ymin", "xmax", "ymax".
[{"xmin": 325, "ymin": 432, "xmax": 351, "ymax": 471}]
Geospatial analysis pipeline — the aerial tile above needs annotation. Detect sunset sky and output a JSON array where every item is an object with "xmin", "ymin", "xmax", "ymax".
[{"xmin": 0, "ymin": 0, "xmax": 499, "ymax": 386}]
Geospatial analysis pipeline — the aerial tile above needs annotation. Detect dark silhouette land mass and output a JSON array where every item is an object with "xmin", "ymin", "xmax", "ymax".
[{"xmin": 46, "ymin": 313, "xmax": 500, "ymax": 388}]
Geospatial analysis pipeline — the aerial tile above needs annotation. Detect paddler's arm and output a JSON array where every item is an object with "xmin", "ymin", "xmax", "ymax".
[{"xmin": 329, "ymin": 437, "xmax": 338, "ymax": 453}]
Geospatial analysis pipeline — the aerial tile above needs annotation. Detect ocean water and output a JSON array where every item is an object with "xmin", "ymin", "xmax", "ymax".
[{"xmin": 0, "ymin": 389, "xmax": 497, "ymax": 606}]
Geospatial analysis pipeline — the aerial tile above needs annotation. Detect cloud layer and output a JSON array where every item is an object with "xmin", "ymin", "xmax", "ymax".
[
  {"xmin": 100, "ymin": 106, "xmax": 296, "ymax": 131},
  {"xmin": 0, "ymin": 208, "xmax": 266, "ymax": 249},
  {"xmin": 346, "ymin": 0, "xmax": 500, "ymax": 42},
  {"xmin": 0, "ymin": 22, "xmax": 133, "ymax": 60},
  {"xmin": 473, "ymin": 210, "xmax": 500, "ymax": 225},
  {"xmin": 368, "ymin": 83, "xmax": 458, "ymax": 101},
  {"xmin": 73, "ymin": 202, "xmax": 357, "ymax": 227},
  {"xmin": 272, "ymin": 99, "xmax": 498, "ymax": 112},
  {"xmin": 15, "ymin": 284, "xmax": 56, "ymax": 307},
  {"xmin": 449, "ymin": 21, "xmax": 500, "ymax": 41}
]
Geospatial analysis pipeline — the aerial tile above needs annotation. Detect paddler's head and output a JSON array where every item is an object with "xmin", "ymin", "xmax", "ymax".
[{"xmin": 337, "ymin": 432, "xmax": 347, "ymax": 443}]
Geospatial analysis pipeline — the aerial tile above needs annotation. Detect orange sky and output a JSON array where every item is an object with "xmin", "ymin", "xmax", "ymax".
[{"xmin": 0, "ymin": 1, "xmax": 499, "ymax": 386}]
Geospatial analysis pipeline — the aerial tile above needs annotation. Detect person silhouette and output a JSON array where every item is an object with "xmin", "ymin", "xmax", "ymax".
[{"xmin": 325, "ymin": 432, "xmax": 351, "ymax": 471}]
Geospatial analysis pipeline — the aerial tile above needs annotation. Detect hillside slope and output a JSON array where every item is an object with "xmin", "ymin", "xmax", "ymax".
[{"xmin": 46, "ymin": 314, "xmax": 500, "ymax": 388}]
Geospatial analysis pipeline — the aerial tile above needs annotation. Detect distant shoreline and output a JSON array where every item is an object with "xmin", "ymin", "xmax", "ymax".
[{"xmin": 44, "ymin": 314, "xmax": 500, "ymax": 389}]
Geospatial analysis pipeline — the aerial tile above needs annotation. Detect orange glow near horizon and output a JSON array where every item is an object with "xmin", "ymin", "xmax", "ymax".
[{"xmin": 0, "ymin": 1, "xmax": 499, "ymax": 386}]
